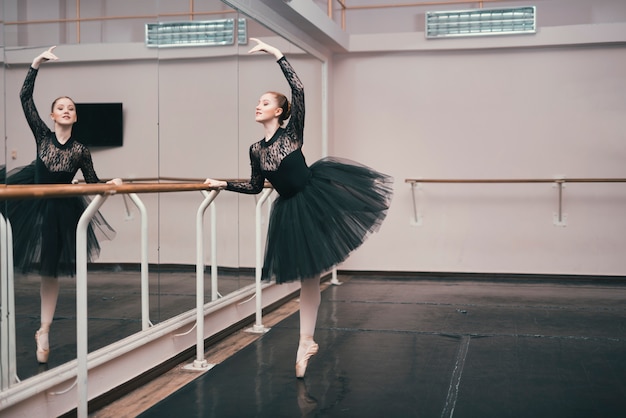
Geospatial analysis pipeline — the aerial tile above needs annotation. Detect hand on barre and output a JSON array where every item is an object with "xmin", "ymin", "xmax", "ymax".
[{"xmin": 204, "ymin": 178, "xmax": 227, "ymax": 189}]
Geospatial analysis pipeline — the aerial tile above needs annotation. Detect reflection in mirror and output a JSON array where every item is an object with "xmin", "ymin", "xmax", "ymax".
[{"xmin": 1, "ymin": 0, "xmax": 161, "ymax": 382}]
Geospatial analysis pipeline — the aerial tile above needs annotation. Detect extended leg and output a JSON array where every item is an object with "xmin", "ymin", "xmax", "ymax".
[{"xmin": 299, "ymin": 276, "xmax": 321, "ymax": 336}]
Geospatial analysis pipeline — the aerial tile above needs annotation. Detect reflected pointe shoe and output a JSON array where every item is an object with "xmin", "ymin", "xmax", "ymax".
[
  {"xmin": 296, "ymin": 379, "xmax": 318, "ymax": 414},
  {"xmin": 35, "ymin": 329, "xmax": 50, "ymax": 364},
  {"xmin": 295, "ymin": 341, "xmax": 319, "ymax": 378}
]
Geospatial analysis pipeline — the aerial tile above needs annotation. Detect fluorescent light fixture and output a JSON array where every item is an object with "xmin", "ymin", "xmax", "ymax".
[
  {"xmin": 146, "ymin": 19, "xmax": 242, "ymax": 48},
  {"xmin": 426, "ymin": 6, "xmax": 536, "ymax": 39},
  {"xmin": 237, "ymin": 18, "xmax": 248, "ymax": 45}
]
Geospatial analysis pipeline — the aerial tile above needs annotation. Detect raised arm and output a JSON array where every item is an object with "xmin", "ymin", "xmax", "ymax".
[
  {"xmin": 20, "ymin": 47, "xmax": 59, "ymax": 145},
  {"xmin": 248, "ymin": 38, "xmax": 305, "ymax": 143},
  {"xmin": 276, "ymin": 57, "xmax": 305, "ymax": 142},
  {"xmin": 247, "ymin": 37, "xmax": 283, "ymax": 60}
]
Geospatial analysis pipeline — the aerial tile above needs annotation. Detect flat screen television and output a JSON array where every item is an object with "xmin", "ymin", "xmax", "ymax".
[{"xmin": 72, "ymin": 102, "xmax": 123, "ymax": 147}]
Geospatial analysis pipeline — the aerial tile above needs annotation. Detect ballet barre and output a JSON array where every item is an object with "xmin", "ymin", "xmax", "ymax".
[
  {"xmin": 405, "ymin": 177, "xmax": 626, "ymax": 227},
  {"xmin": 0, "ymin": 180, "xmax": 275, "ymax": 418}
]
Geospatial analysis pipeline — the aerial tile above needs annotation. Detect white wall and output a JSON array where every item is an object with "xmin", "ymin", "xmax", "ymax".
[{"xmin": 331, "ymin": 45, "xmax": 626, "ymax": 276}]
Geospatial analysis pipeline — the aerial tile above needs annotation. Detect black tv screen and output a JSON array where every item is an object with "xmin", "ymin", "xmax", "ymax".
[{"xmin": 72, "ymin": 103, "xmax": 123, "ymax": 147}]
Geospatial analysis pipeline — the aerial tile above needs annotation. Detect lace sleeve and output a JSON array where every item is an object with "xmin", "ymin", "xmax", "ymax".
[
  {"xmin": 278, "ymin": 57, "xmax": 305, "ymax": 145},
  {"xmin": 225, "ymin": 144, "xmax": 265, "ymax": 194},
  {"xmin": 19, "ymin": 67, "xmax": 51, "ymax": 146},
  {"xmin": 77, "ymin": 144, "xmax": 101, "ymax": 183}
]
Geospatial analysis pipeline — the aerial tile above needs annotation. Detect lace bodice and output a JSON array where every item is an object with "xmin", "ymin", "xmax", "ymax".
[
  {"xmin": 20, "ymin": 67, "xmax": 100, "ymax": 184},
  {"xmin": 226, "ymin": 57, "xmax": 307, "ymax": 196}
]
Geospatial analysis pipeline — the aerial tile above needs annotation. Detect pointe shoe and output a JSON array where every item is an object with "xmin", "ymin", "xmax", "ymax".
[
  {"xmin": 295, "ymin": 342, "xmax": 318, "ymax": 378},
  {"xmin": 35, "ymin": 329, "xmax": 50, "ymax": 364}
]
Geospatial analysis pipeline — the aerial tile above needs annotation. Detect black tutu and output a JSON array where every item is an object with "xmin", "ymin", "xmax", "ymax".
[
  {"xmin": 1, "ymin": 162, "xmax": 115, "ymax": 277},
  {"xmin": 262, "ymin": 157, "xmax": 393, "ymax": 283}
]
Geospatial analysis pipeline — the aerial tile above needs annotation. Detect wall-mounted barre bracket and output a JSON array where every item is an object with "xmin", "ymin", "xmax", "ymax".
[
  {"xmin": 552, "ymin": 177, "xmax": 567, "ymax": 227},
  {"xmin": 409, "ymin": 181, "xmax": 423, "ymax": 227}
]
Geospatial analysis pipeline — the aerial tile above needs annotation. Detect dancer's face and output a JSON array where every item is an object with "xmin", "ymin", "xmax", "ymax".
[
  {"xmin": 255, "ymin": 93, "xmax": 283, "ymax": 124},
  {"xmin": 50, "ymin": 97, "xmax": 77, "ymax": 126}
]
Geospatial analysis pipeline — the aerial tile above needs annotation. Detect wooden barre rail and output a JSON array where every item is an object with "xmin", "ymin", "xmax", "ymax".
[
  {"xmin": 405, "ymin": 178, "xmax": 626, "ymax": 184},
  {"xmin": 116, "ymin": 177, "xmax": 272, "ymax": 185},
  {"xmin": 0, "ymin": 180, "xmax": 272, "ymax": 200}
]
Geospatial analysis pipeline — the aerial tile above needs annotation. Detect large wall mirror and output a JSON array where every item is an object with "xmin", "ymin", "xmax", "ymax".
[
  {"xmin": 2, "ymin": 0, "xmax": 159, "ymax": 382},
  {"xmin": 0, "ymin": 0, "xmax": 323, "ymax": 388}
]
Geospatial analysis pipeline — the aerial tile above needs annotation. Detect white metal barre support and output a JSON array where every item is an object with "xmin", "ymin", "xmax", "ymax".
[
  {"xmin": 126, "ymin": 193, "xmax": 151, "ymax": 330},
  {"xmin": 0, "ymin": 215, "xmax": 18, "ymax": 390},
  {"xmin": 76, "ymin": 194, "xmax": 108, "ymax": 418},
  {"xmin": 208, "ymin": 192, "xmax": 219, "ymax": 302},
  {"xmin": 6, "ymin": 220, "xmax": 17, "ymax": 386},
  {"xmin": 1, "ymin": 214, "xmax": 9, "ymax": 389},
  {"xmin": 185, "ymin": 189, "xmax": 220, "ymax": 371},
  {"xmin": 1, "ymin": 215, "xmax": 9, "ymax": 389},
  {"xmin": 330, "ymin": 267, "xmax": 342, "ymax": 285},
  {"xmin": 247, "ymin": 188, "xmax": 273, "ymax": 334},
  {"xmin": 553, "ymin": 180, "xmax": 567, "ymax": 226},
  {"xmin": 409, "ymin": 182, "xmax": 423, "ymax": 226}
]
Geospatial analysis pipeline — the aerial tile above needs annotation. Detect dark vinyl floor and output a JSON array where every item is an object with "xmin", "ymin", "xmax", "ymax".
[
  {"xmin": 12, "ymin": 268, "xmax": 254, "ymax": 380},
  {"xmin": 137, "ymin": 275, "xmax": 626, "ymax": 418}
]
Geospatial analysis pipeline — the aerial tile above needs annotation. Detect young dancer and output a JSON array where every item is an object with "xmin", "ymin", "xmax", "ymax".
[
  {"xmin": 205, "ymin": 38, "xmax": 393, "ymax": 378},
  {"xmin": 8, "ymin": 46, "xmax": 122, "ymax": 363}
]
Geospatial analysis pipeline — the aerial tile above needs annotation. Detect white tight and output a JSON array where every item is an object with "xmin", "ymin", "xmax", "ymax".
[
  {"xmin": 299, "ymin": 277, "xmax": 321, "ymax": 338},
  {"xmin": 39, "ymin": 276, "xmax": 60, "ymax": 330}
]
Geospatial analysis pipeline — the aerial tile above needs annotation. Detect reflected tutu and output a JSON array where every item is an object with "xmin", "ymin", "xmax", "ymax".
[
  {"xmin": 2, "ymin": 162, "xmax": 115, "ymax": 277},
  {"xmin": 262, "ymin": 157, "xmax": 393, "ymax": 283}
]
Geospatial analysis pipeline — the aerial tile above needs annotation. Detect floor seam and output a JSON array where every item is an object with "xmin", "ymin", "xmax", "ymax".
[{"xmin": 440, "ymin": 335, "xmax": 471, "ymax": 418}]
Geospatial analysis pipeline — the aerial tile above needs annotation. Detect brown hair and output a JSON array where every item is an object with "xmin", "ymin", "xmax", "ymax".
[
  {"xmin": 50, "ymin": 96, "xmax": 75, "ymax": 112},
  {"xmin": 268, "ymin": 91, "xmax": 291, "ymax": 126}
]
